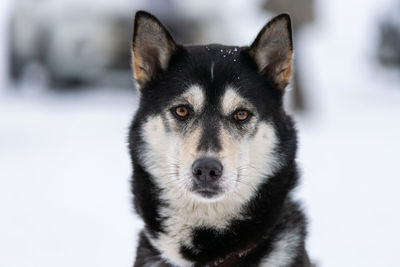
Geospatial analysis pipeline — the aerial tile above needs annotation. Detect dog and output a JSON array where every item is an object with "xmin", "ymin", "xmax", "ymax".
[{"xmin": 128, "ymin": 11, "xmax": 310, "ymax": 267}]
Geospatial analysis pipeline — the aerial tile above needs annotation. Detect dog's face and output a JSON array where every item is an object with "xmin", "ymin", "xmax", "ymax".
[{"xmin": 130, "ymin": 12, "xmax": 294, "ymax": 202}]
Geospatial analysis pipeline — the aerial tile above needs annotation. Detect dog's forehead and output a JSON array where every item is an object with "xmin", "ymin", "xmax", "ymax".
[
  {"xmin": 144, "ymin": 43, "xmax": 273, "ymax": 116},
  {"xmin": 184, "ymin": 45, "xmax": 243, "ymax": 83},
  {"xmin": 176, "ymin": 44, "xmax": 249, "ymax": 105}
]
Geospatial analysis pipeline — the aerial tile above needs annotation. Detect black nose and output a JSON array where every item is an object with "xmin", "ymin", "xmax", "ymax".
[{"xmin": 192, "ymin": 157, "xmax": 223, "ymax": 183}]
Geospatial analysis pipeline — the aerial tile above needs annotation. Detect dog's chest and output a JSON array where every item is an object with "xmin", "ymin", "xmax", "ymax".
[{"xmin": 150, "ymin": 199, "xmax": 243, "ymax": 266}]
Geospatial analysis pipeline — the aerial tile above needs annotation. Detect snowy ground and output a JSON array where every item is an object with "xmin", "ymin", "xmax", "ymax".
[
  {"xmin": 1, "ymin": 0, "xmax": 400, "ymax": 267},
  {"xmin": 0, "ymin": 89, "xmax": 142, "ymax": 267}
]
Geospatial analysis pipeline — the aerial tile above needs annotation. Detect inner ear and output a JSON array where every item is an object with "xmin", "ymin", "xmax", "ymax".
[
  {"xmin": 132, "ymin": 11, "xmax": 177, "ymax": 90},
  {"xmin": 249, "ymin": 14, "xmax": 293, "ymax": 91}
]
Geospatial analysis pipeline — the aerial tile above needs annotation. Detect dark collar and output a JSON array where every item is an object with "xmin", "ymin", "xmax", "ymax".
[{"xmin": 206, "ymin": 246, "xmax": 254, "ymax": 267}]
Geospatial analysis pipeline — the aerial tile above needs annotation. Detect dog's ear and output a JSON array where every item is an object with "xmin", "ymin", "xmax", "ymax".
[
  {"xmin": 132, "ymin": 11, "xmax": 177, "ymax": 90},
  {"xmin": 249, "ymin": 14, "xmax": 293, "ymax": 91}
]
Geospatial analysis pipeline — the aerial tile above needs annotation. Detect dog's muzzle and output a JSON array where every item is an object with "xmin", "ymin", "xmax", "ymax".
[{"xmin": 191, "ymin": 157, "xmax": 223, "ymax": 198}]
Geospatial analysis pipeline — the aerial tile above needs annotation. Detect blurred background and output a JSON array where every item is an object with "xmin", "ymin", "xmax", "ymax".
[{"xmin": 0, "ymin": 0, "xmax": 399, "ymax": 266}]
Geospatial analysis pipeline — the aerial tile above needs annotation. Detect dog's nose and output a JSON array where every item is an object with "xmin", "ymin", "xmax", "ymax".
[{"xmin": 192, "ymin": 158, "xmax": 223, "ymax": 182}]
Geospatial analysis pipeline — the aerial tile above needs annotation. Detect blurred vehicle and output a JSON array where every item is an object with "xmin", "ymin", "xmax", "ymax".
[
  {"xmin": 9, "ymin": 0, "xmax": 200, "ymax": 88},
  {"xmin": 377, "ymin": 1, "xmax": 400, "ymax": 68},
  {"xmin": 9, "ymin": 0, "xmax": 133, "ymax": 87}
]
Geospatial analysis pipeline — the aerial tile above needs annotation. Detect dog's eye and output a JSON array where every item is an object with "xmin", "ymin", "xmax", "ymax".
[
  {"xmin": 174, "ymin": 105, "xmax": 190, "ymax": 119},
  {"xmin": 234, "ymin": 110, "xmax": 250, "ymax": 121}
]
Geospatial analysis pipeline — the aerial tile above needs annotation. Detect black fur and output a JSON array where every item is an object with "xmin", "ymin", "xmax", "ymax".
[{"xmin": 129, "ymin": 11, "xmax": 309, "ymax": 267}]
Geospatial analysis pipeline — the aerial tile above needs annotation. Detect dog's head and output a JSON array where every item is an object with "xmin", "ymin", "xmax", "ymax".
[{"xmin": 130, "ymin": 11, "xmax": 296, "ymax": 202}]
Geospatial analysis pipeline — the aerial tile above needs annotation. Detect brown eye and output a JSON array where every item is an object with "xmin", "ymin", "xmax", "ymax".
[
  {"xmin": 234, "ymin": 110, "xmax": 249, "ymax": 121},
  {"xmin": 175, "ymin": 106, "xmax": 190, "ymax": 118}
]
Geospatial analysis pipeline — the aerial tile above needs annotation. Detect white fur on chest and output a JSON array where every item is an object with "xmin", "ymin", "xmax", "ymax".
[
  {"xmin": 149, "ymin": 191, "xmax": 249, "ymax": 266},
  {"xmin": 148, "ymin": 209, "xmax": 302, "ymax": 267}
]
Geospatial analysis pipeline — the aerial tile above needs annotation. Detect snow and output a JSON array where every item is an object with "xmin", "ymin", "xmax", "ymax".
[
  {"xmin": 293, "ymin": 1, "xmax": 400, "ymax": 266},
  {"xmin": 0, "ymin": 89, "xmax": 142, "ymax": 267},
  {"xmin": 1, "ymin": 0, "xmax": 400, "ymax": 266}
]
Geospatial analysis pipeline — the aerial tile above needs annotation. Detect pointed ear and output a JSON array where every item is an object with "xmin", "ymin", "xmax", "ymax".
[
  {"xmin": 249, "ymin": 14, "xmax": 293, "ymax": 90},
  {"xmin": 132, "ymin": 11, "xmax": 177, "ymax": 90}
]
